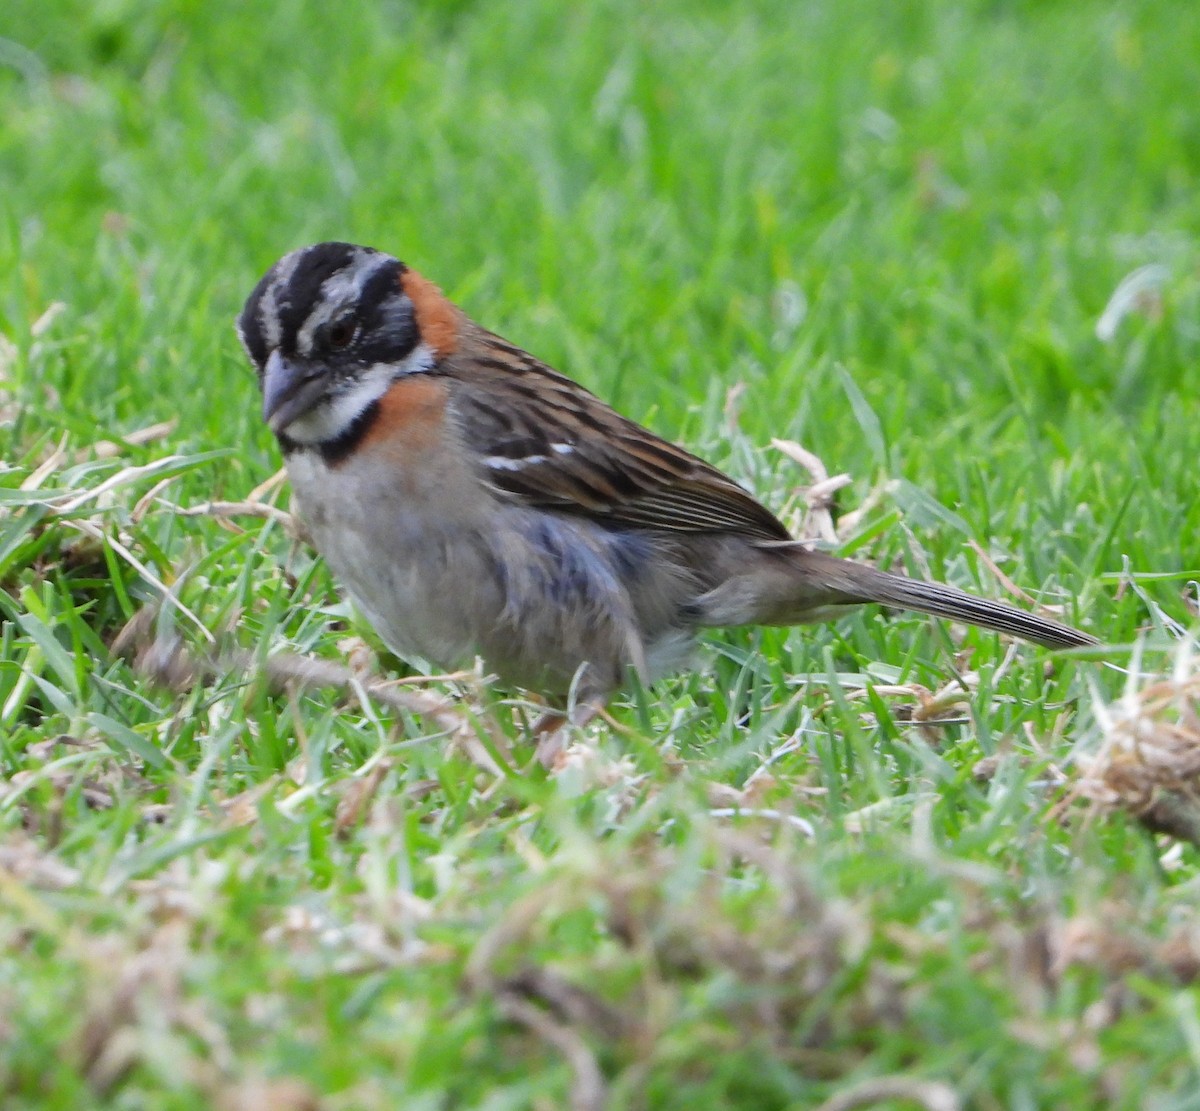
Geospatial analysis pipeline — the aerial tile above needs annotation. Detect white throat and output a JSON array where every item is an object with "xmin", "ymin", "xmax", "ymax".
[{"xmin": 283, "ymin": 343, "xmax": 435, "ymax": 445}]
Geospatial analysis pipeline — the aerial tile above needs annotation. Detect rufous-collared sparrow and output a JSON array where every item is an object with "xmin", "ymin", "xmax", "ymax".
[{"xmin": 237, "ymin": 242, "xmax": 1095, "ymax": 744}]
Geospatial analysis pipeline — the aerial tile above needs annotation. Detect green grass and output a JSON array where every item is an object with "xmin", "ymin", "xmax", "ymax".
[{"xmin": 3, "ymin": 0, "xmax": 1200, "ymax": 1106}]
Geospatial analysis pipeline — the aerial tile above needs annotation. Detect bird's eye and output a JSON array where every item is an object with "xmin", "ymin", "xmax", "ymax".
[{"xmin": 328, "ymin": 318, "xmax": 356, "ymax": 349}]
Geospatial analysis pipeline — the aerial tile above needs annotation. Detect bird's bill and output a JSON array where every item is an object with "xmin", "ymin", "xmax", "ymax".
[{"xmin": 261, "ymin": 350, "xmax": 329, "ymax": 433}]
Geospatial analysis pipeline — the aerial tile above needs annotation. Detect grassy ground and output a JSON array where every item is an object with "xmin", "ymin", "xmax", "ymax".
[{"xmin": 2, "ymin": 0, "xmax": 1199, "ymax": 1106}]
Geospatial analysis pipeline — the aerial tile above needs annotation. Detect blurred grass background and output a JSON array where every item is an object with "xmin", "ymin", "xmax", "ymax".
[{"xmin": 2, "ymin": 0, "xmax": 1199, "ymax": 1107}]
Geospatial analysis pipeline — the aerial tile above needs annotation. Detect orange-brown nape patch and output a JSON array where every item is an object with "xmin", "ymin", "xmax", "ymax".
[
  {"xmin": 355, "ymin": 375, "xmax": 450, "ymax": 462},
  {"xmin": 401, "ymin": 268, "xmax": 459, "ymax": 359}
]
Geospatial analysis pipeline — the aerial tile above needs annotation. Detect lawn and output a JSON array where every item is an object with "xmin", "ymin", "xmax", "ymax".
[{"xmin": 2, "ymin": 0, "xmax": 1200, "ymax": 1107}]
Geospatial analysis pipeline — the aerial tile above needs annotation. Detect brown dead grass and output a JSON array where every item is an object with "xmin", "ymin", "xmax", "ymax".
[{"xmin": 1066, "ymin": 646, "xmax": 1200, "ymax": 844}]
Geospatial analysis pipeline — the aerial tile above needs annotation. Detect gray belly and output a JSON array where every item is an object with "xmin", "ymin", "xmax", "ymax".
[
  {"xmin": 287, "ymin": 454, "xmax": 699, "ymax": 696},
  {"xmin": 302, "ymin": 498, "xmax": 495, "ymax": 669}
]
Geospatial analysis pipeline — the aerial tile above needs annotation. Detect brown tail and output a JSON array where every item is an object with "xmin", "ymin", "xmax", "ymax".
[
  {"xmin": 848, "ymin": 563, "xmax": 1094, "ymax": 647},
  {"xmin": 797, "ymin": 549, "xmax": 1096, "ymax": 648}
]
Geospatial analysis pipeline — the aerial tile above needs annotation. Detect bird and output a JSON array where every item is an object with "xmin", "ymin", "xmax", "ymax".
[{"xmin": 237, "ymin": 241, "xmax": 1096, "ymax": 756}]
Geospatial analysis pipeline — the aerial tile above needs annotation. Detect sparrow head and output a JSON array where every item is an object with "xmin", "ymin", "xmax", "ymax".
[{"xmin": 237, "ymin": 242, "xmax": 450, "ymax": 447}]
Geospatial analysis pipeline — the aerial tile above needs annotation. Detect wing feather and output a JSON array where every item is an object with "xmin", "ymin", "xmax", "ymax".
[{"xmin": 441, "ymin": 326, "xmax": 791, "ymax": 542}]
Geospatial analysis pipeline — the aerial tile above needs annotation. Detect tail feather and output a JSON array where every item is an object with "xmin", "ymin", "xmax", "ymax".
[
  {"xmin": 754, "ymin": 547, "xmax": 1098, "ymax": 649},
  {"xmin": 857, "ymin": 566, "xmax": 1096, "ymax": 649}
]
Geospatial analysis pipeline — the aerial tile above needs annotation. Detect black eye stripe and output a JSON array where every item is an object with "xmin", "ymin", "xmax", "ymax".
[
  {"xmin": 358, "ymin": 258, "xmax": 406, "ymax": 318},
  {"xmin": 238, "ymin": 244, "xmax": 415, "ymax": 368},
  {"xmin": 289, "ymin": 243, "xmax": 361, "ymax": 312}
]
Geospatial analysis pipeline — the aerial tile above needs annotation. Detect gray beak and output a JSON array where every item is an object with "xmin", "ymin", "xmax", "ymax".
[{"xmin": 261, "ymin": 350, "xmax": 328, "ymax": 433}]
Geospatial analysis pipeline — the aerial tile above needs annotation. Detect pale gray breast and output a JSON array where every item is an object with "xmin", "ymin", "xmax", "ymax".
[
  {"xmin": 282, "ymin": 449, "xmax": 707, "ymax": 696},
  {"xmin": 284, "ymin": 450, "xmax": 503, "ymax": 668}
]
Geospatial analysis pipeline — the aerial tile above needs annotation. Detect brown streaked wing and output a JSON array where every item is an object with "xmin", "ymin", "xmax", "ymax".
[{"xmin": 442, "ymin": 327, "xmax": 792, "ymax": 542}]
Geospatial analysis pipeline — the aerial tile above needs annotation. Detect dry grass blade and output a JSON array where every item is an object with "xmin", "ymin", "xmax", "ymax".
[
  {"xmin": 261, "ymin": 652, "xmax": 511, "ymax": 771},
  {"xmin": 172, "ymin": 499, "xmax": 301, "ymax": 534},
  {"xmin": 1052, "ymin": 914, "xmax": 1200, "ymax": 986},
  {"xmin": 465, "ymin": 825, "xmax": 871, "ymax": 1091},
  {"xmin": 86, "ymin": 418, "xmax": 179, "ymax": 461},
  {"xmin": 115, "ymin": 607, "xmax": 513, "ymax": 776},
  {"xmin": 468, "ymin": 898, "xmax": 633, "ymax": 1040},
  {"xmin": 50, "ymin": 455, "xmax": 199, "ymax": 515},
  {"xmin": 967, "ymin": 538, "xmax": 1069, "ymax": 616},
  {"xmin": 499, "ymin": 966, "xmax": 628, "ymax": 1040},
  {"xmin": 707, "ymin": 807, "xmax": 815, "ymax": 836},
  {"xmin": 468, "ymin": 896, "xmax": 624, "ymax": 1111},
  {"xmin": 19, "ymin": 437, "xmax": 69, "ymax": 491},
  {"xmin": 247, "ymin": 467, "xmax": 288, "ymax": 502},
  {"xmin": 844, "ymin": 673, "xmax": 977, "ymax": 723},
  {"xmin": 0, "ymin": 832, "xmax": 81, "ymax": 891},
  {"xmin": 132, "ymin": 475, "xmax": 187, "ymax": 523},
  {"xmin": 67, "ymin": 518, "xmax": 215, "ymax": 643},
  {"xmin": 214, "ymin": 1078, "xmax": 321, "ymax": 1111},
  {"xmin": 1069, "ymin": 644, "xmax": 1200, "ymax": 844},
  {"xmin": 74, "ymin": 921, "xmax": 212, "ymax": 1097},
  {"xmin": 834, "ymin": 478, "xmax": 897, "ymax": 540},
  {"xmin": 31, "ymin": 300, "xmax": 66, "ymax": 336},
  {"xmin": 772, "ymin": 437, "xmax": 852, "ymax": 543},
  {"xmin": 334, "ymin": 758, "xmax": 393, "ymax": 839},
  {"xmin": 495, "ymin": 990, "xmax": 608, "ymax": 1111},
  {"xmin": 813, "ymin": 1076, "xmax": 961, "ymax": 1111}
]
